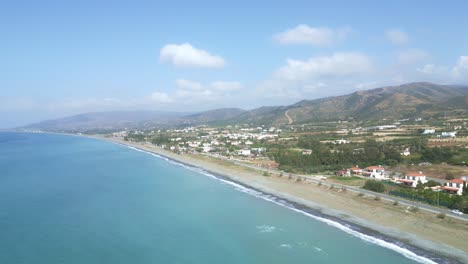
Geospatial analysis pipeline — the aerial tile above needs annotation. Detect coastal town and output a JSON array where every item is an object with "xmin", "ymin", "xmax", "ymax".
[
  {"xmin": 4, "ymin": 1, "xmax": 468, "ymax": 263},
  {"xmin": 112, "ymin": 117, "xmax": 468, "ymax": 216}
]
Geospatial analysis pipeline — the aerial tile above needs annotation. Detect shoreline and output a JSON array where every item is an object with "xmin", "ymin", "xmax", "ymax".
[
  {"xmin": 93, "ymin": 135, "xmax": 467, "ymax": 263},
  {"xmin": 7, "ymin": 131, "xmax": 464, "ymax": 263}
]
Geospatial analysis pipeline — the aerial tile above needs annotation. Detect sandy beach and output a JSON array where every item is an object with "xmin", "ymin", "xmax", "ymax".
[{"xmin": 96, "ymin": 135, "xmax": 468, "ymax": 263}]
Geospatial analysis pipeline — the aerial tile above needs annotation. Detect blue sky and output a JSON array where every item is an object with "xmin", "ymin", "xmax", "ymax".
[{"xmin": 1, "ymin": 0, "xmax": 468, "ymax": 128}]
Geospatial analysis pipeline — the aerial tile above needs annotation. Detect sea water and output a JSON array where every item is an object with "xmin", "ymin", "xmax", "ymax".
[{"xmin": 0, "ymin": 132, "xmax": 451, "ymax": 263}]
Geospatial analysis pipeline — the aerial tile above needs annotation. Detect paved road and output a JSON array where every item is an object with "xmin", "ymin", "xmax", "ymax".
[{"xmin": 204, "ymin": 153, "xmax": 468, "ymax": 221}]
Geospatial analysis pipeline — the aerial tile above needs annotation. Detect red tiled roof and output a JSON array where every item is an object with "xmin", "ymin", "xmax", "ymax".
[
  {"xmin": 365, "ymin": 166, "xmax": 384, "ymax": 170},
  {"xmin": 448, "ymin": 179, "xmax": 465, "ymax": 184},
  {"xmin": 441, "ymin": 186, "xmax": 460, "ymax": 192},
  {"xmin": 349, "ymin": 167, "xmax": 361, "ymax": 171},
  {"xmin": 406, "ymin": 172, "xmax": 425, "ymax": 177},
  {"xmin": 398, "ymin": 179, "xmax": 414, "ymax": 183}
]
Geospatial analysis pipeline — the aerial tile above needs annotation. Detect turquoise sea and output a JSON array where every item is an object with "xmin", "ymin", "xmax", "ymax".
[{"xmin": 0, "ymin": 132, "xmax": 453, "ymax": 263}]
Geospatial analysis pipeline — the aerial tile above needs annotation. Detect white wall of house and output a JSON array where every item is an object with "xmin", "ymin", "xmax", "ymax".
[
  {"xmin": 238, "ymin": 149, "xmax": 251, "ymax": 156},
  {"xmin": 445, "ymin": 181, "xmax": 465, "ymax": 195},
  {"xmin": 364, "ymin": 167, "xmax": 385, "ymax": 179},
  {"xmin": 403, "ymin": 175, "xmax": 428, "ymax": 187}
]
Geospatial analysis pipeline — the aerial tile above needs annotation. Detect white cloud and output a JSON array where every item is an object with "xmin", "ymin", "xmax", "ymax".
[
  {"xmin": 417, "ymin": 64, "xmax": 436, "ymax": 74},
  {"xmin": 211, "ymin": 81, "xmax": 243, "ymax": 91},
  {"xmin": 175, "ymin": 79, "xmax": 205, "ymax": 91},
  {"xmin": 147, "ymin": 79, "xmax": 244, "ymax": 108},
  {"xmin": 160, "ymin": 43, "xmax": 225, "ymax": 68},
  {"xmin": 255, "ymin": 52, "xmax": 374, "ymax": 100},
  {"xmin": 274, "ymin": 24, "xmax": 351, "ymax": 46},
  {"xmin": 275, "ymin": 52, "xmax": 372, "ymax": 81},
  {"xmin": 386, "ymin": 29, "xmax": 409, "ymax": 45},
  {"xmin": 417, "ymin": 56, "xmax": 468, "ymax": 83},
  {"xmin": 150, "ymin": 92, "xmax": 173, "ymax": 103},
  {"xmin": 397, "ymin": 49, "xmax": 429, "ymax": 64},
  {"xmin": 453, "ymin": 56, "xmax": 468, "ymax": 80}
]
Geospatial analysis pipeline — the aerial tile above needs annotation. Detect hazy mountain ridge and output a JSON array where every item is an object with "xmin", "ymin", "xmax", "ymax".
[
  {"xmin": 236, "ymin": 82, "xmax": 468, "ymax": 125},
  {"xmin": 21, "ymin": 111, "xmax": 189, "ymax": 132},
  {"xmin": 181, "ymin": 108, "xmax": 246, "ymax": 124},
  {"xmin": 20, "ymin": 82, "xmax": 468, "ymax": 131}
]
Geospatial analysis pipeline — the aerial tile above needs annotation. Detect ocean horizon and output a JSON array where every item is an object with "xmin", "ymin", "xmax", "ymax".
[{"xmin": 0, "ymin": 132, "xmax": 454, "ymax": 264}]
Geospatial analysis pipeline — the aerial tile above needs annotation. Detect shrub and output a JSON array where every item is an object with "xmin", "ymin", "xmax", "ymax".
[
  {"xmin": 295, "ymin": 177, "xmax": 302, "ymax": 182},
  {"xmin": 358, "ymin": 192, "xmax": 365, "ymax": 197},
  {"xmin": 341, "ymin": 187, "xmax": 347, "ymax": 192},
  {"xmin": 374, "ymin": 196, "xmax": 381, "ymax": 201},
  {"xmin": 409, "ymin": 206, "xmax": 419, "ymax": 213},
  {"xmin": 437, "ymin": 213, "xmax": 446, "ymax": 219},
  {"xmin": 329, "ymin": 184, "xmax": 335, "ymax": 189},
  {"xmin": 262, "ymin": 171, "xmax": 270, "ymax": 177},
  {"xmin": 445, "ymin": 172, "xmax": 455, "ymax": 180},
  {"xmin": 318, "ymin": 181, "xmax": 323, "ymax": 186},
  {"xmin": 393, "ymin": 201, "xmax": 399, "ymax": 206},
  {"xmin": 425, "ymin": 180, "xmax": 440, "ymax": 187},
  {"xmin": 363, "ymin": 180, "xmax": 385, "ymax": 193}
]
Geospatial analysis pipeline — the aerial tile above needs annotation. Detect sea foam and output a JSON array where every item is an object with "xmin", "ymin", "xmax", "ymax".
[{"xmin": 120, "ymin": 143, "xmax": 437, "ymax": 264}]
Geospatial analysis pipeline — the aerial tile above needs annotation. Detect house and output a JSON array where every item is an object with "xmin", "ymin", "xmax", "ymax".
[
  {"xmin": 335, "ymin": 169, "xmax": 350, "ymax": 177},
  {"xmin": 441, "ymin": 179, "xmax": 466, "ymax": 195},
  {"xmin": 397, "ymin": 172, "xmax": 428, "ymax": 188},
  {"xmin": 363, "ymin": 165, "xmax": 385, "ymax": 179},
  {"xmin": 202, "ymin": 146, "xmax": 212, "ymax": 153},
  {"xmin": 348, "ymin": 166, "xmax": 362, "ymax": 175},
  {"xmin": 237, "ymin": 149, "xmax": 251, "ymax": 156},
  {"xmin": 302, "ymin": 149, "xmax": 313, "ymax": 155},
  {"xmin": 251, "ymin": 147, "xmax": 266, "ymax": 153},
  {"xmin": 400, "ymin": 148, "xmax": 411, "ymax": 156},
  {"xmin": 422, "ymin": 129, "xmax": 435, "ymax": 135},
  {"xmin": 335, "ymin": 138, "xmax": 351, "ymax": 144},
  {"xmin": 441, "ymin": 131, "xmax": 457, "ymax": 138},
  {"xmin": 245, "ymin": 140, "xmax": 254, "ymax": 145}
]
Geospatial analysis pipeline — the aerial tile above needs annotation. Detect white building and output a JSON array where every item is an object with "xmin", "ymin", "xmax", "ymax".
[
  {"xmin": 245, "ymin": 140, "xmax": 254, "ymax": 145},
  {"xmin": 441, "ymin": 179, "xmax": 465, "ymax": 195},
  {"xmin": 202, "ymin": 146, "xmax": 213, "ymax": 153},
  {"xmin": 422, "ymin": 129, "xmax": 435, "ymax": 135},
  {"xmin": 238, "ymin": 149, "xmax": 251, "ymax": 156},
  {"xmin": 398, "ymin": 172, "xmax": 428, "ymax": 188},
  {"xmin": 335, "ymin": 138, "xmax": 351, "ymax": 144},
  {"xmin": 348, "ymin": 166, "xmax": 362, "ymax": 175},
  {"xmin": 363, "ymin": 166, "xmax": 385, "ymax": 179},
  {"xmin": 400, "ymin": 148, "xmax": 411, "ymax": 156},
  {"xmin": 441, "ymin": 131, "xmax": 457, "ymax": 137}
]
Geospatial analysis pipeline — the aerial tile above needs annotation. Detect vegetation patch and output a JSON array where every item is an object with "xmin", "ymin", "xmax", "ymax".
[{"xmin": 363, "ymin": 180, "xmax": 386, "ymax": 193}]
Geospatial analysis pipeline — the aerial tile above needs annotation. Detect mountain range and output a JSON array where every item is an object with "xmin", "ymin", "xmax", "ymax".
[{"xmin": 20, "ymin": 82, "xmax": 468, "ymax": 132}]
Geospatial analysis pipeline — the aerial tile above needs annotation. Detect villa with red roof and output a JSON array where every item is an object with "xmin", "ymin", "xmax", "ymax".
[
  {"xmin": 348, "ymin": 166, "xmax": 362, "ymax": 175},
  {"xmin": 441, "ymin": 179, "xmax": 466, "ymax": 195},
  {"xmin": 362, "ymin": 165, "xmax": 385, "ymax": 179},
  {"xmin": 398, "ymin": 172, "xmax": 428, "ymax": 188}
]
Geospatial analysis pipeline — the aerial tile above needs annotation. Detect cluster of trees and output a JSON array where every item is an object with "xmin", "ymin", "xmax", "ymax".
[
  {"xmin": 273, "ymin": 138, "xmax": 402, "ymax": 173},
  {"xmin": 124, "ymin": 133, "xmax": 146, "ymax": 142},
  {"xmin": 391, "ymin": 187, "xmax": 468, "ymax": 212},
  {"xmin": 272, "ymin": 136, "xmax": 468, "ymax": 173},
  {"xmin": 150, "ymin": 134, "xmax": 172, "ymax": 145},
  {"xmin": 393, "ymin": 138, "xmax": 467, "ymax": 165},
  {"xmin": 363, "ymin": 180, "xmax": 385, "ymax": 193}
]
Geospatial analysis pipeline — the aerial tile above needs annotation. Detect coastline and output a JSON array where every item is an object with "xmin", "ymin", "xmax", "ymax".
[{"xmin": 91, "ymin": 135, "xmax": 467, "ymax": 263}]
